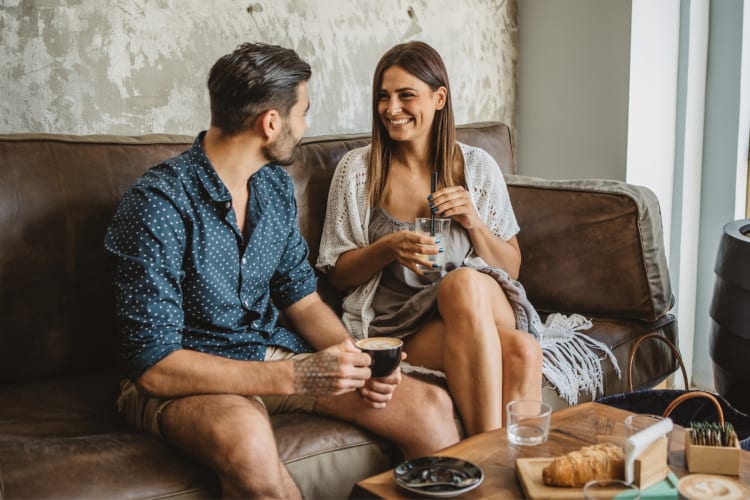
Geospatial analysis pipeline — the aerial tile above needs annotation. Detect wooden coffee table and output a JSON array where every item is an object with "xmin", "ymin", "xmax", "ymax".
[{"xmin": 350, "ymin": 402, "xmax": 750, "ymax": 499}]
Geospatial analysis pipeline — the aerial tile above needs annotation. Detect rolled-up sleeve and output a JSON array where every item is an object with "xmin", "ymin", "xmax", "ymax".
[
  {"xmin": 270, "ymin": 203, "xmax": 317, "ymax": 310},
  {"xmin": 104, "ymin": 184, "xmax": 187, "ymax": 380}
]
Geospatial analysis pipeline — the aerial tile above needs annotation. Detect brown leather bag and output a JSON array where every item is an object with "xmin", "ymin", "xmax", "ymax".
[{"xmin": 596, "ymin": 332, "xmax": 750, "ymax": 450}]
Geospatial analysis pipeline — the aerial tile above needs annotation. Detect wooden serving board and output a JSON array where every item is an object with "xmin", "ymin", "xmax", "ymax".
[
  {"xmin": 516, "ymin": 456, "xmax": 677, "ymax": 499},
  {"xmin": 515, "ymin": 457, "xmax": 585, "ymax": 499}
]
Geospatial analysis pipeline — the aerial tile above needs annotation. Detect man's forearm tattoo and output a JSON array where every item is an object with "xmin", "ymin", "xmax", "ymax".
[{"xmin": 294, "ymin": 351, "xmax": 341, "ymax": 396}]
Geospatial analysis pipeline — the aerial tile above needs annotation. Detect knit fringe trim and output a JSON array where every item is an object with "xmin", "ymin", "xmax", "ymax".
[{"xmin": 540, "ymin": 313, "xmax": 621, "ymax": 405}]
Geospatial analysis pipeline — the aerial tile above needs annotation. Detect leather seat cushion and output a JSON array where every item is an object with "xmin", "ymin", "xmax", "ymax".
[{"xmin": 0, "ymin": 373, "xmax": 394, "ymax": 499}]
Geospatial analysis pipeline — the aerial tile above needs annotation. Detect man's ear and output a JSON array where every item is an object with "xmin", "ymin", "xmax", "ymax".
[
  {"xmin": 258, "ymin": 109, "xmax": 280, "ymax": 140},
  {"xmin": 435, "ymin": 86, "xmax": 447, "ymax": 110}
]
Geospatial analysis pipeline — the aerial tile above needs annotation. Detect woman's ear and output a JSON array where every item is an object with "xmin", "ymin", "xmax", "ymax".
[{"xmin": 435, "ymin": 86, "xmax": 447, "ymax": 110}]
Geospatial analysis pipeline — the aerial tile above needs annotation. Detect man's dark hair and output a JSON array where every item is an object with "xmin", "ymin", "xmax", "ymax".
[{"xmin": 208, "ymin": 43, "xmax": 311, "ymax": 134}]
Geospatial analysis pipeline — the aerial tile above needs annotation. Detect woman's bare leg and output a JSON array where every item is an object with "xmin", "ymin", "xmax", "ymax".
[
  {"xmin": 403, "ymin": 268, "xmax": 543, "ymax": 435},
  {"xmin": 497, "ymin": 327, "xmax": 543, "ymax": 425},
  {"xmin": 404, "ymin": 268, "xmax": 503, "ymax": 435}
]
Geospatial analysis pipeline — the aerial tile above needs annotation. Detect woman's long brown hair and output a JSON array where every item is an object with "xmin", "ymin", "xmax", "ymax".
[{"xmin": 368, "ymin": 41, "xmax": 462, "ymax": 207}]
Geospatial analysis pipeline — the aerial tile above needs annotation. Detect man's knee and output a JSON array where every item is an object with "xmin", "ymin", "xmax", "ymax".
[
  {"xmin": 165, "ymin": 397, "xmax": 279, "ymax": 477},
  {"xmin": 212, "ymin": 414, "xmax": 277, "ymax": 469},
  {"xmin": 207, "ymin": 412, "xmax": 292, "ymax": 496},
  {"xmin": 413, "ymin": 382, "xmax": 461, "ymax": 446},
  {"xmin": 414, "ymin": 380, "xmax": 455, "ymax": 420}
]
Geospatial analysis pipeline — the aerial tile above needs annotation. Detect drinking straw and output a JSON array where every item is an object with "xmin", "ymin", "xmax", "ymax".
[{"xmin": 430, "ymin": 171, "xmax": 437, "ymax": 236}]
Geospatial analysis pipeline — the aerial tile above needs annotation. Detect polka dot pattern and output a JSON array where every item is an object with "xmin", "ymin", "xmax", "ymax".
[{"xmin": 105, "ymin": 132, "xmax": 315, "ymax": 380}]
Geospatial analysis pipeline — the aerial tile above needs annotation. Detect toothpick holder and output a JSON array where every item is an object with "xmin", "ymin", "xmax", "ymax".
[{"xmin": 685, "ymin": 430, "xmax": 741, "ymax": 475}]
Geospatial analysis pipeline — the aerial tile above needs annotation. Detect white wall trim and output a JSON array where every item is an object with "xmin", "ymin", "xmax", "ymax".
[
  {"xmin": 736, "ymin": 0, "xmax": 750, "ymax": 218},
  {"xmin": 691, "ymin": 0, "xmax": 750, "ymax": 389},
  {"xmin": 626, "ymin": 0, "xmax": 681, "ymax": 260},
  {"xmin": 675, "ymin": 0, "xmax": 710, "ymax": 388}
]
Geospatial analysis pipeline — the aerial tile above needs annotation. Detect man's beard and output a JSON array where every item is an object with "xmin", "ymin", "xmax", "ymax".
[{"xmin": 262, "ymin": 123, "xmax": 302, "ymax": 166}]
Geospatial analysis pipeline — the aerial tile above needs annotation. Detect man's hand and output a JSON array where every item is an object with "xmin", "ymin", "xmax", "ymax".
[
  {"xmin": 358, "ymin": 352, "xmax": 407, "ymax": 409},
  {"xmin": 293, "ymin": 339, "xmax": 371, "ymax": 396}
]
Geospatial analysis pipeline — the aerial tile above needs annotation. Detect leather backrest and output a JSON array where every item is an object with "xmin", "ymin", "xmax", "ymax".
[
  {"xmin": 0, "ymin": 122, "xmax": 513, "ymax": 382},
  {"xmin": 507, "ymin": 175, "xmax": 673, "ymax": 322}
]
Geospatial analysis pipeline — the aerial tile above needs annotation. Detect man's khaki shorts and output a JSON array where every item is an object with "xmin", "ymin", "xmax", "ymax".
[{"xmin": 116, "ymin": 346, "xmax": 316, "ymax": 438}]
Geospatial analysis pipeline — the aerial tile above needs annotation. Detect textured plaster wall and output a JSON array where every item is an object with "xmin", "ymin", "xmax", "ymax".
[{"xmin": 0, "ymin": 0, "xmax": 517, "ymax": 137}]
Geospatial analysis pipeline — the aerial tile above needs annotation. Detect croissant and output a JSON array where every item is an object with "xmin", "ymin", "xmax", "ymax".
[{"xmin": 542, "ymin": 443, "xmax": 625, "ymax": 487}]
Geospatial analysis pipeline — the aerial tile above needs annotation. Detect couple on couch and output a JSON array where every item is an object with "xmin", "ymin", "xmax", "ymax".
[{"xmin": 105, "ymin": 40, "xmax": 543, "ymax": 498}]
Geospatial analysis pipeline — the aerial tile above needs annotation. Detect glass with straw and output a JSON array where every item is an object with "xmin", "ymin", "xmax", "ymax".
[
  {"xmin": 430, "ymin": 171, "xmax": 437, "ymax": 236},
  {"xmin": 415, "ymin": 171, "xmax": 450, "ymax": 273}
]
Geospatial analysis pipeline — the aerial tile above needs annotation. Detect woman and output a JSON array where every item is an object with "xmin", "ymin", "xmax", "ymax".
[{"xmin": 316, "ymin": 41, "xmax": 543, "ymax": 436}]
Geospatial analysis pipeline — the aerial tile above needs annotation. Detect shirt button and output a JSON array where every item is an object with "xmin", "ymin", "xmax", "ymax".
[
  {"xmin": 241, "ymin": 257, "xmax": 247, "ymax": 265},
  {"xmin": 225, "ymin": 201, "xmax": 231, "ymax": 209},
  {"xmin": 243, "ymin": 299, "xmax": 250, "ymax": 308}
]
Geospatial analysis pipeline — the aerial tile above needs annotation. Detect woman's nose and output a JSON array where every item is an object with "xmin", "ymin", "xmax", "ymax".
[{"xmin": 386, "ymin": 98, "xmax": 401, "ymax": 115}]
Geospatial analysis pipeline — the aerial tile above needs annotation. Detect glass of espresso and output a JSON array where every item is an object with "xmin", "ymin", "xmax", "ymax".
[{"xmin": 355, "ymin": 337, "xmax": 403, "ymax": 378}]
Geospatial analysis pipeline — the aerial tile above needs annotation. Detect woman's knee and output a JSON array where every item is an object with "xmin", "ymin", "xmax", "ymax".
[
  {"xmin": 505, "ymin": 332, "xmax": 543, "ymax": 370},
  {"xmin": 437, "ymin": 268, "xmax": 489, "ymax": 311}
]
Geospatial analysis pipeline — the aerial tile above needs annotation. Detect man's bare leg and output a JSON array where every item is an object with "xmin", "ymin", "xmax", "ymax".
[
  {"xmin": 315, "ymin": 375, "xmax": 460, "ymax": 459},
  {"xmin": 160, "ymin": 393, "xmax": 300, "ymax": 499}
]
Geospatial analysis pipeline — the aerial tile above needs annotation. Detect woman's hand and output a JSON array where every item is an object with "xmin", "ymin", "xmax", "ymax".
[
  {"xmin": 327, "ymin": 228, "xmax": 440, "ymax": 289},
  {"xmin": 429, "ymin": 186, "xmax": 522, "ymax": 277},
  {"xmin": 384, "ymin": 230, "xmax": 441, "ymax": 276},
  {"xmin": 429, "ymin": 186, "xmax": 481, "ymax": 230}
]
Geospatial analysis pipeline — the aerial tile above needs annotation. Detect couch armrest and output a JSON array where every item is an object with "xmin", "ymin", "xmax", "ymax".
[{"xmin": 507, "ymin": 175, "xmax": 673, "ymax": 322}]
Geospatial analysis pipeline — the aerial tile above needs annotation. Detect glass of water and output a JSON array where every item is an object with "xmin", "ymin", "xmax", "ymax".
[
  {"xmin": 506, "ymin": 400, "xmax": 551, "ymax": 446},
  {"xmin": 414, "ymin": 217, "xmax": 450, "ymax": 273},
  {"xmin": 624, "ymin": 414, "xmax": 666, "ymax": 437}
]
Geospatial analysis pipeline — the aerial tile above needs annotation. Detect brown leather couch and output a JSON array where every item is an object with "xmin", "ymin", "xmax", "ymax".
[{"xmin": 0, "ymin": 122, "xmax": 678, "ymax": 499}]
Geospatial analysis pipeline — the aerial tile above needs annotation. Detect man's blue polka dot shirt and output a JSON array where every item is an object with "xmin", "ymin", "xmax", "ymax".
[{"xmin": 105, "ymin": 132, "xmax": 315, "ymax": 380}]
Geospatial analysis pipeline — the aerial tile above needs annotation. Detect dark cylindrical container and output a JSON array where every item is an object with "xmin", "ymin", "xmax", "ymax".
[{"xmin": 709, "ymin": 219, "xmax": 750, "ymax": 414}]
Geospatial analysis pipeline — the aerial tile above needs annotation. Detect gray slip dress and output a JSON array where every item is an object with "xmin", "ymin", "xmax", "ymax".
[{"xmin": 367, "ymin": 207, "xmax": 472, "ymax": 338}]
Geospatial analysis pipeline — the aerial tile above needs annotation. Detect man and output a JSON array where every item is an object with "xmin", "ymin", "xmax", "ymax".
[{"xmin": 104, "ymin": 43, "xmax": 459, "ymax": 498}]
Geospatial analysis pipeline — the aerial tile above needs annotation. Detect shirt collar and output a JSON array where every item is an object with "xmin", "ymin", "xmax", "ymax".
[{"xmin": 191, "ymin": 131, "xmax": 232, "ymax": 204}]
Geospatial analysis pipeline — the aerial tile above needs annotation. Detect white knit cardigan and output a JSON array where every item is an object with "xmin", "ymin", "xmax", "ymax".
[
  {"xmin": 316, "ymin": 143, "xmax": 519, "ymax": 341},
  {"xmin": 316, "ymin": 143, "xmax": 622, "ymax": 405}
]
